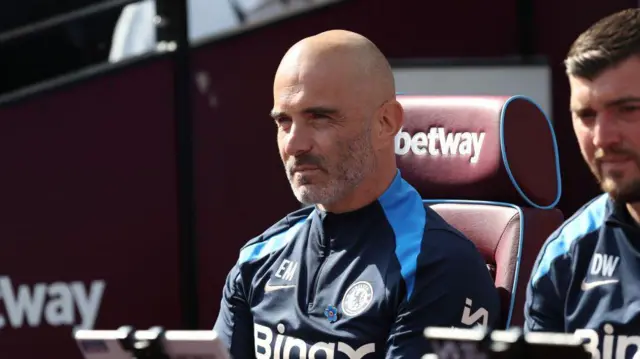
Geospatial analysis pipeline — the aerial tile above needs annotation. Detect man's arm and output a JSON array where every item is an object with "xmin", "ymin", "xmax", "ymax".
[
  {"xmin": 213, "ymin": 263, "xmax": 255, "ymax": 359},
  {"xmin": 385, "ymin": 231, "xmax": 501, "ymax": 358},
  {"xmin": 524, "ymin": 235, "xmax": 570, "ymax": 332}
]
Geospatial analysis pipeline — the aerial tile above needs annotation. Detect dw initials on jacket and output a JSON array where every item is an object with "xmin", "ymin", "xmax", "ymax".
[
  {"xmin": 214, "ymin": 171, "xmax": 500, "ymax": 359},
  {"xmin": 526, "ymin": 193, "xmax": 640, "ymax": 359}
]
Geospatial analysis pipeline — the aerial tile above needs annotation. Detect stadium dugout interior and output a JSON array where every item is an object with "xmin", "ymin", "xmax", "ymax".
[{"xmin": 395, "ymin": 95, "xmax": 563, "ymax": 329}]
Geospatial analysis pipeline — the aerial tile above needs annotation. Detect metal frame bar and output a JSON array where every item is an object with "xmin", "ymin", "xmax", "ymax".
[
  {"xmin": 0, "ymin": 0, "xmax": 200, "ymax": 330},
  {"xmin": 155, "ymin": 0, "xmax": 201, "ymax": 330},
  {"xmin": 0, "ymin": 0, "xmax": 139, "ymax": 44}
]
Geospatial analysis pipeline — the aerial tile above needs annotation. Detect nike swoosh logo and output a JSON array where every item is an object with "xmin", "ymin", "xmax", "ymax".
[
  {"xmin": 264, "ymin": 283, "xmax": 296, "ymax": 292},
  {"xmin": 581, "ymin": 279, "xmax": 619, "ymax": 291}
]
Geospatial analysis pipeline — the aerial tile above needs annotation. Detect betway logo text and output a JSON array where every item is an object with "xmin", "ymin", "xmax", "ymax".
[
  {"xmin": 0, "ymin": 276, "xmax": 105, "ymax": 330},
  {"xmin": 255, "ymin": 323, "xmax": 375, "ymax": 359},
  {"xmin": 395, "ymin": 128, "xmax": 486, "ymax": 164},
  {"xmin": 576, "ymin": 324, "xmax": 640, "ymax": 359}
]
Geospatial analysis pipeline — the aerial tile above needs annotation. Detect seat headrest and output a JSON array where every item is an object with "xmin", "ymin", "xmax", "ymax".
[{"xmin": 395, "ymin": 95, "xmax": 561, "ymax": 209}]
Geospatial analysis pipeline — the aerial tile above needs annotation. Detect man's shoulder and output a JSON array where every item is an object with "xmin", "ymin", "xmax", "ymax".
[
  {"xmin": 236, "ymin": 206, "xmax": 314, "ymax": 266},
  {"xmin": 541, "ymin": 193, "xmax": 609, "ymax": 256},
  {"xmin": 420, "ymin": 204, "xmax": 479, "ymax": 254},
  {"xmin": 529, "ymin": 193, "xmax": 609, "ymax": 285}
]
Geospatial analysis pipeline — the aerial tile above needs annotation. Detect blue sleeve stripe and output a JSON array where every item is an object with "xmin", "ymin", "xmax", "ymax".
[
  {"xmin": 529, "ymin": 193, "xmax": 609, "ymax": 286},
  {"xmin": 237, "ymin": 215, "xmax": 310, "ymax": 265},
  {"xmin": 379, "ymin": 170, "xmax": 426, "ymax": 302}
]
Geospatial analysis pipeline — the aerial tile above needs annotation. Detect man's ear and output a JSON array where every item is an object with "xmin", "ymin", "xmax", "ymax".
[{"xmin": 376, "ymin": 100, "xmax": 404, "ymax": 146}]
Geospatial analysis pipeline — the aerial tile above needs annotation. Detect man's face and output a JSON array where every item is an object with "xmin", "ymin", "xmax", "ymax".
[
  {"xmin": 569, "ymin": 56, "xmax": 640, "ymax": 203},
  {"xmin": 271, "ymin": 60, "xmax": 377, "ymax": 206}
]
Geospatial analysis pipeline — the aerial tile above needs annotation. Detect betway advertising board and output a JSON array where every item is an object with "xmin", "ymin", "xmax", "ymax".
[{"xmin": 0, "ymin": 59, "xmax": 182, "ymax": 358}]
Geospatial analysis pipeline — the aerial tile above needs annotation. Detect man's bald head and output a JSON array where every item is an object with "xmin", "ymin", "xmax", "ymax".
[
  {"xmin": 274, "ymin": 30, "xmax": 396, "ymax": 109},
  {"xmin": 272, "ymin": 30, "xmax": 403, "ymax": 213}
]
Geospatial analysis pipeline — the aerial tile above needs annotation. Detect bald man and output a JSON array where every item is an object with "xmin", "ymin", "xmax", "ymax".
[{"xmin": 213, "ymin": 30, "xmax": 500, "ymax": 359}]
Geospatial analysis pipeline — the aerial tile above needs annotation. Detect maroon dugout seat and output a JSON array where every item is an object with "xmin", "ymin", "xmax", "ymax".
[{"xmin": 395, "ymin": 95, "xmax": 564, "ymax": 329}]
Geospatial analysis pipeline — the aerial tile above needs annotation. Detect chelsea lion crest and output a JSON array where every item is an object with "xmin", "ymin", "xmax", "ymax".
[{"xmin": 341, "ymin": 281, "xmax": 374, "ymax": 317}]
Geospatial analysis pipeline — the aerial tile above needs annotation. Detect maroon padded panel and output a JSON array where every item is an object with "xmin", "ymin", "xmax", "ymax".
[
  {"xmin": 429, "ymin": 203, "xmax": 519, "ymax": 328},
  {"xmin": 502, "ymin": 100, "xmax": 559, "ymax": 209},
  {"xmin": 0, "ymin": 59, "xmax": 182, "ymax": 359},
  {"xmin": 397, "ymin": 96, "xmax": 559, "ymax": 208},
  {"xmin": 428, "ymin": 203, "xmax": 564, "ymax": 328},
  {"xmin": 511, "ymin": 208, "xmax": 565, "ymax": 328}
]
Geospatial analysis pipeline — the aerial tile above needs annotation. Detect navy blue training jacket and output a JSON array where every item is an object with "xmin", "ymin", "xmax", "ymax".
[
  {"xmin": 214, "ymin": 171, "xmax": 500, "ymax": 359},
  {"xmin": 525, "ymin": 193, "xmax": 640, "ymax": 359}
]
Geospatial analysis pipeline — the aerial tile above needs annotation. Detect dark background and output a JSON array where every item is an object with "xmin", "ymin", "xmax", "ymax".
[{"xmin": 0, "ymin": 0, "xmax": 633, "ymax": 357}]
